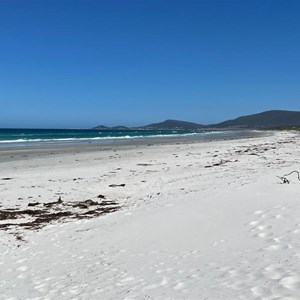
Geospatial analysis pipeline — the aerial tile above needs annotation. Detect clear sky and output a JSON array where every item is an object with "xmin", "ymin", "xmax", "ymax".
[{"xmin": 0, "ymin": 0, "xmax": 299, "ymax": 128}]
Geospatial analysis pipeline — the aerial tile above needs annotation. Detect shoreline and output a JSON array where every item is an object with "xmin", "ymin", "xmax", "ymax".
[
  {"xmin": 0, "ymin": 129, "xmax": 271, "ymax": 164},
  {"xmin": 0, "ymin": 129, "xmax": 268, "ymax": 149}
]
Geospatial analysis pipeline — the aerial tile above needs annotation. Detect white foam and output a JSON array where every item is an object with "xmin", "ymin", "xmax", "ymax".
[{"xmin": 0, "ymin": 132, "xmax": 199, "ymax": 144}]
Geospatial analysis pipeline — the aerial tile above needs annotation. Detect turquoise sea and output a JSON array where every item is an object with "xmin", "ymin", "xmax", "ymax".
[{"xmin": 0, "ymin": 128, "xmax": 261, "ymax": 147}]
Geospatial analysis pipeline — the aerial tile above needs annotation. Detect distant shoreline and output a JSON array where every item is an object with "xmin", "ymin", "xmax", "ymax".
[
  {"xmin": 0, "ymin": 128, "xmax": 268, "ymax": 149},
  {"xmin": 0, "ymin": 129, "xmax": 272, "ymax": 164}
]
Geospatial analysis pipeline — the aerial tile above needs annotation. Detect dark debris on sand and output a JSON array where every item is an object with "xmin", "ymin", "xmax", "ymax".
[
  {"xmin": 108, "ymin": 184, "xmax": 126, "ymax": 187},
  {"xmin": 0, "ymin": 196, "xmax": 121, "ymax": 232}
]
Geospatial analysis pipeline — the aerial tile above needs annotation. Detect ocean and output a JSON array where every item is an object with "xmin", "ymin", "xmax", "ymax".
[{"xmin": 0, "ymin": 128, "xmax": 262, "ymax": 148}]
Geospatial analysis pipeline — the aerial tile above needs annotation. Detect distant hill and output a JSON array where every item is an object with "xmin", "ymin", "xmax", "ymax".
[
  {"xmin": 211, "ymin": 110, "xmax": 300, "ymax": 128},
  {"xmin": 93, "ymin": 119, "xmax": 204, "ymax": 130},
  {"xmin": 93, "ymin": 110, "xmax": 300, "ymax": 130},
  {"xmin": 111, "ymin": 126, "xmax": 130, "ymax": 130},
  {"xmin": 139, "ymin": 119, "xmax": 205, "ymax": 130},
  {"xmin": 93, "ymin": 125, "xmax": 109, "ymax": 130}
]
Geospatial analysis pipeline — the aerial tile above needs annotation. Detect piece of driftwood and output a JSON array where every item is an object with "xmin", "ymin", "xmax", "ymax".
[
  {"xmin": 277, "ymin": 176, "xmax": 290, "ymax": 184},
  {"xmin": 277, "ymin": 170, "xmax": 300, "ymax": 184},
  {"xmin": 109, "ymin": 184, "xmax": 126, "ymax": 187},
  {"xmin": 28, "ymin": 202, "xmax": 40, "ymax": 207},
  {"xmin": 43, "ymin": 197, "xmax": 63, "ymax": 207},
  {"xmin": 205, "ymin": 159, "xmax": 238, "ymax": 168},
  {"xmin": 284, "ymin": 171, "xmax": 300, "ymax": 181}
]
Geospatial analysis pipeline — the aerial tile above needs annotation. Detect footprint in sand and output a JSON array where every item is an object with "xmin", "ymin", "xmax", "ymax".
[
  {"xmin": 251, "ymin": 286, "xmax": 272, "ymax": 298},
  {"xmin": 264, "ymin": 244, "xmax": 291, "ymax": 251},
  {"xmin": 280, "ymin": 276, "xmax": 300, "ymax": 291}
]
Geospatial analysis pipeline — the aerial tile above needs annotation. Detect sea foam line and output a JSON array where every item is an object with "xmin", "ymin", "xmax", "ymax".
[{"xmin": 0, "ymin": 132, "xmax": 208, "ymax": 144}]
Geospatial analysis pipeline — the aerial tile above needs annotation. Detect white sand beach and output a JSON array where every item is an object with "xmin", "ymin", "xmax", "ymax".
[{"xmin": 1, "ymin": 131, "xmax": 300, "ymax": 299}]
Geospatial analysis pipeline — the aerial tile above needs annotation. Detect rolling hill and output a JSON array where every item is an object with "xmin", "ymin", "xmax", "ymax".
[
  {"xmin": 211, "ymin": 110, "xmax": 300, "ymax": 128},
  {"xmin": 139, "ymin": 119, "xmax": 205, "ymax": 130},
  {"xmin": 93, "ymin": 110, "xmax": 300, "ymax": 130}
]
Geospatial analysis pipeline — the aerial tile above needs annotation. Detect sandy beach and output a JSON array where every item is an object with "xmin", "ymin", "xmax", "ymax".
[{"xmin": 1, "ymin": 131, "xmax": 300, "ymax": 299}]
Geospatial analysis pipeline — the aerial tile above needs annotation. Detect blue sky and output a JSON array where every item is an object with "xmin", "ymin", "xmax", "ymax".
[{"xmin": 0, "ymin": 0, "xmax": 299, "ymax": 128}]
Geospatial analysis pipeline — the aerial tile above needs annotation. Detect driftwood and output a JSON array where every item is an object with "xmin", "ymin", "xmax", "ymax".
[
  {"xmin": 277, "ymin": 171, "xmax": 300, "ymax": 184},
  {"xmin": 43, "ymin": 197, "xmax": 63, "ymax": 207},
  {"xmin": 277, "ymin": 176, "xmax": 290, "ymax": 184},
  {"xmin": 109, "ymin": 184, "xmax": 126, "ymax": 187},
  {"xmin": 284, "ymin": 171, "xmax": 300, "ymax": 181},
  {"xmin": 28, "ymin": 202, "xmax": 40, "ymax": 207},
  {"xmin": 205, "ymin": 159, "xmax": 238, "ymax": 168}
]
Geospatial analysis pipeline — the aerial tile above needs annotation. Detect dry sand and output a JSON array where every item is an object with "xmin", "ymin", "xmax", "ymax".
[{"xmin": 1, "ymin": 131, "xmax": 300, "ymax": 299}]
